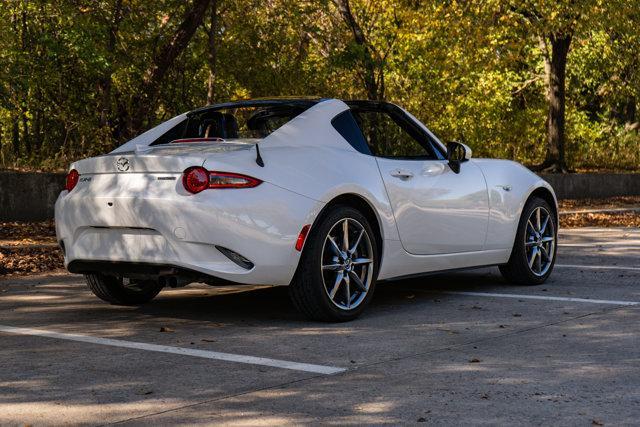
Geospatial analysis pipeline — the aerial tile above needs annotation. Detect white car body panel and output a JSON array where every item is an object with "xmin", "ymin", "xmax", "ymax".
[
  {"xmin": 376, "ymin": 157, "xmax": 489, "ymax": 255},
  {"xmin": 473, "ymin": 158, "xmax": 557, "ymax": 250},
  {"xmin": 55, "ymin": 98, "xmax": 557, "ymax": 286}
]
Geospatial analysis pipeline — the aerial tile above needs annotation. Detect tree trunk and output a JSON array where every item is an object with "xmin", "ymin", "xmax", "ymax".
[
  {"xmin": 206, "ymin": 0, "xmax": 218, "ymax": 105},
  {"xmin": 540, "ymin": 33, "xmax": 571, "ymax": 173},
  {"xmin": 0, "ymin": 123, "xmax": 4, "ymax": 167},
  {"xmin": 34, "ymin": 107, "xmax": 42, "ymax": 151},
  {"xmin": 21, "ymin": 109, "xmax": 30, "ymax": 156},
  {"xmin": 98, "ymin": 0, "xmax": 123, "ymax": 129},
  {"xmin": 129, "ymin": 0, "xmax": 212, "ymax": 136},
  {"xmin": 333, "ymin": 0, "xmax": 382, "ymax": 100},
  {"xmin": 12, "ymin": 118, "xmax": 20, "ymax": 157},
  {"xmin": 623, "ymin": 97, "xmax": 637, "ymax": 130}
]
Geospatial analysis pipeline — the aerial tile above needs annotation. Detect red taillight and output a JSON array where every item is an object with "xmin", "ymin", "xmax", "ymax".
[
  {"xmin": 182, "ymin": 167, "xmax": 262, "ymax": 194},
  {"xmin": 65, "ymin": 169, "xmax": 79, "ymax": 192},
  {"xmin": 209, "ymin": 172, "xmax": 262, "ymax": 189},
  {"xmin": 295, "ymin": 224, "xmax": 311, "ymax": 251},
  {"xmin": 182, "ymin": 166, "xmax": 210, "ymax": 194}
]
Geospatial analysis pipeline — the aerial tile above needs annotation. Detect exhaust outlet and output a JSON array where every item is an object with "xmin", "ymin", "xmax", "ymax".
[
  {"xmin": 159, "ymin": 275, "xmax": 189, "ymax": 288},
  {"xmin": 159, "ymin": 276, "xmax": 179, "ymax": 288}
]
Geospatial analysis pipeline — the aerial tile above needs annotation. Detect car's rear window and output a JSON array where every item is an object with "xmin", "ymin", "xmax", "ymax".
[{"xmin": 152, "ymin": 105, "xmax": 310, "ymax": 145}]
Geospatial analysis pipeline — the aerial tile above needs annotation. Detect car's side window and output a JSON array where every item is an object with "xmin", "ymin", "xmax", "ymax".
[
  {"xmin": 331, "ymin": 110, "xmax": 373, "ymax": 155},
  {"xmin": 351, "ymin": 108, "xmax": 440, "ymax": 160}
]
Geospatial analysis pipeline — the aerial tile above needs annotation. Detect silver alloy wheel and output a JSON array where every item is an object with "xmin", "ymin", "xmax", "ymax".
[
  {"xmin": 525, "ymin": 206, "xmax": 556, "ymax": 276},
  {"xmin": 320, "ymin": 218, "xmax": 374, "ymax": 310}
]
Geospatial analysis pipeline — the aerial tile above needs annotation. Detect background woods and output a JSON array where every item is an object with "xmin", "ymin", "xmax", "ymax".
[{"xmin": 1, "ymin": 0, "xmax": 639, "ymax": 172}]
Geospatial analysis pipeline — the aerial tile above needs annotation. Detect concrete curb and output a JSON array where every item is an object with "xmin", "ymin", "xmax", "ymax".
[
  {"xmin": 540, "ymin": 173, "xmax": 640, "ymax": 200},
  {"xmin": 0, "ymin": 172, "xmax": 65, "ymax": 221}
]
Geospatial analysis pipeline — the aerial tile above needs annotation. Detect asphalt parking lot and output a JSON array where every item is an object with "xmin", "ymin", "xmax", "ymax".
[{"xmin": 1, "ymin": 227, "xmax": 639, "ymax": 425}]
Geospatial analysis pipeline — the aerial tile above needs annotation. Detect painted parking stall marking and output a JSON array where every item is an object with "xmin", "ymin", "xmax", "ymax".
[
  {"xmin": 559, "ymin": 241, "xmax": 640, "ymax": 248},
  {"xmin": 0, "ymin": 325, "xmax": 346, "ymax": 375},
  {"xmin": 436, "ymin": 291, "xmax": 639, "ymax": 306},
  {"xmin": 556, "ymin": 263, "xmax": 640, "ymax": 272}
]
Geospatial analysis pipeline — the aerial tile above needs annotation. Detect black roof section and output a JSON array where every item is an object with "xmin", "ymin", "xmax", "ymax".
[
  {"xmin": 188, "ymin": 97, "xmax": 324, "ymax": 116},
  {"xmin": 188, "ymin": 98, "xmax": 397, "ymax": 116}
]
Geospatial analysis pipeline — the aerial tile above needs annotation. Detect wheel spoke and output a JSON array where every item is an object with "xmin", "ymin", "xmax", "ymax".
[
  {"xmin": 541, "ymin": 236, "xmax": 554, "ymax": 243},
  {"xmin": 322, "ymin": 263, "xmax": 342, "ymax": 271},
  {"xmin": 540, "ymin": 215, "xmax": 550, "ymax": 234},
  {"xmin": 536, "ymin": 208, "xmax": 541, "ymax": 231},
  {"xmin": 535, "ymin": 248, "xmax": 542, "ymax": 273},
  {"xmin": 329, "ymin": 272, "xmax": 343, "ymax": 299},
  {"xmin": 540, "ymin": 245, "xmax": 550, "ymax": 261},
  {"xmin": 327, "ymin": 236, "xmax": 341, "ymax": 256},
  {"xmin": 525, "ymin": 241, "xmax": 537, "ymax": 246},
  {"xmin": 352, "ymin": 258, "xmax": 373, "ymax": 266},
  {"xmin": 342, "ymin": 219, "xmax": 350, "ymax": 251},
  {"xmin": 348, "ymin": 271, "xmax": 367, "ymax": 292},
  {"xmin": 344, "ymin": 274, "xmax": 351, "ymax": 308},
  {"xmin": 349, "ymin": 229, "xmax": 365, "ymax": 254},
  {"xmin": 528, "ymin": 248, "xmax": 538, "ymax": 268},
  {"xmin": 527, "ymin": 219, "xmax": 536, "ymax": 234}
]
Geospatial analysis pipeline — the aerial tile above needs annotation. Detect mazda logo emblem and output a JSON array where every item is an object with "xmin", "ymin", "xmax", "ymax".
[{"xmin": 116, "ymin": 157, "xmax": 130, "ymax": 172}]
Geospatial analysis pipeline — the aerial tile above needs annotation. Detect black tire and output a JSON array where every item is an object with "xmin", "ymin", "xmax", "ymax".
[
  {"xmin": 499, "ymin": 196, "xmax": 557, "ymax": 285},
  {"xmin": 85, "ymin": 273, "xmax": 163, "ymax": 305},
  {"xmin": 289, "ymin": 206, "xmax": 379, "ymax": 322}
]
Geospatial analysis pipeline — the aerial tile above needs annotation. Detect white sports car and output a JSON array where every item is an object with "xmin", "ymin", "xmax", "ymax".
[{"xmin": 55, "ymin": 98, "xmax": 557, "ymax": 321}]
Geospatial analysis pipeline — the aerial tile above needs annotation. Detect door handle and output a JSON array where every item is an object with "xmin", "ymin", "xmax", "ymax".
[{"xmin": 390, "ymin": 169, "xmax": 414, "ymax": 180}]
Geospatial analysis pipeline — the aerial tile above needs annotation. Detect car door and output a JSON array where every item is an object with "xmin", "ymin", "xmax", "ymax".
[{"xmin": 351, "ymin": 105, "xmax": 489, "ymax": 255}]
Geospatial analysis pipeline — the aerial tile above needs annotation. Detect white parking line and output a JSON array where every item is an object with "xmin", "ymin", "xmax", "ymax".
[
  {"xmin": 0, "ymin": 325, "xmax": 346, "ymax": 375},
  {"xmin": 440, "ymin": 291, "xmax": 639, "ymax": 306},
  {"xmin": 559, "ymin": 240, "xmax": 640, "ymax": 247},
  {"xmin": 556, "ymin": 263, "xmax": 640, "ymax": 272}
]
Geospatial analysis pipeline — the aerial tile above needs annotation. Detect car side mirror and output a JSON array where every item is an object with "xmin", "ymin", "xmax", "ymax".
[{"xmin": 447, "ymin": 141, "xmax": 472, "ymax": 174}]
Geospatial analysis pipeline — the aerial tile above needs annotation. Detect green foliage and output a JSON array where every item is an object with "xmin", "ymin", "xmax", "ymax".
[{"xmin": 0, "ymin": 0, "xmax": 639, "ymax": 171}]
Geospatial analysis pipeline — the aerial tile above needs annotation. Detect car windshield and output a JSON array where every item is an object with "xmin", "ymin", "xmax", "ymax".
[{"xmin": 151, "ymin": 103, "xmax": 311, "ymax": 145}]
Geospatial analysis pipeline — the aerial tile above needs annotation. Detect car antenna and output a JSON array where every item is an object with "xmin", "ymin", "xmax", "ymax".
[{"xmin": 255, "ymin": 143, "xmax": 264, "ymax": 167}]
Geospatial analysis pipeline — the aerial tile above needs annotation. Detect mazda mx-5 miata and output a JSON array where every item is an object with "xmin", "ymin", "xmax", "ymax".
[{"xmin": 55, "ymin": 98, "xmax": 558, "ymax": 321}]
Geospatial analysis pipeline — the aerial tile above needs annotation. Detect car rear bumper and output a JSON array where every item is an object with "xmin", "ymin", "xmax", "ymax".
[{"xmin": 55, "ymin": 180, "xmax": 323, "ymax": 285}]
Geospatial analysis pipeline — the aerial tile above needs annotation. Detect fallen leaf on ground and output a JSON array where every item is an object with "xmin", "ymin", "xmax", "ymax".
[{"xmin": 436, "ymin": 328, "xmax": 460, "ymax": 335}]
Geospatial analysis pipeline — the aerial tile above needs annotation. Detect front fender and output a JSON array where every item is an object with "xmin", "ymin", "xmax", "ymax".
[{"xmin": 473, "ymin": 159, "xmax": 556, "ymax": 251}]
